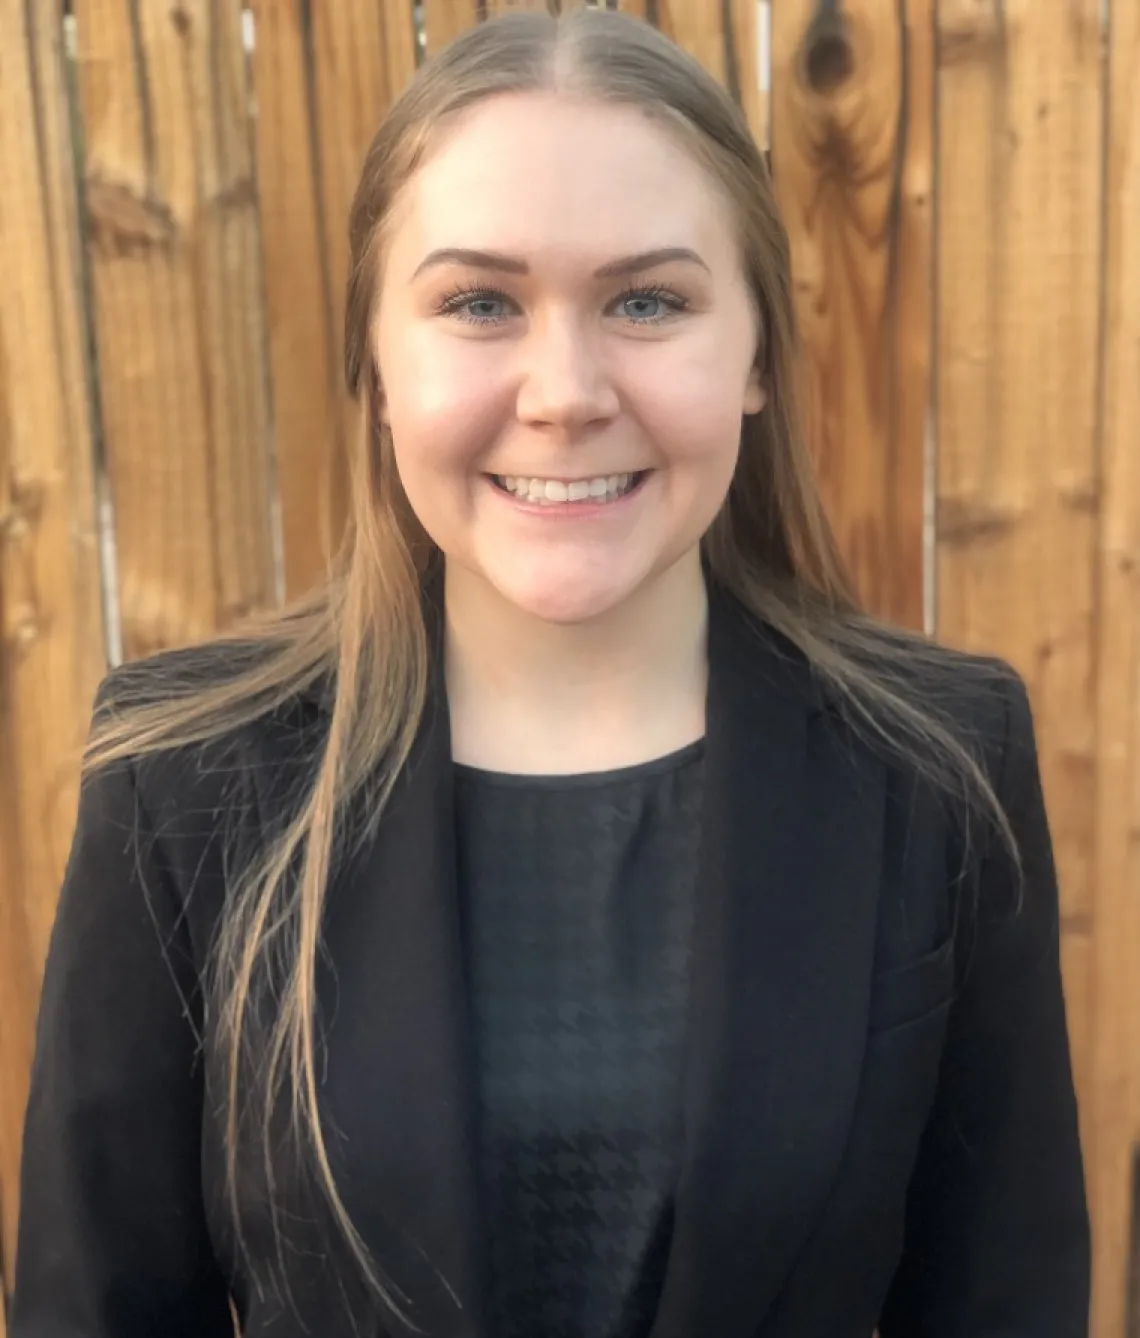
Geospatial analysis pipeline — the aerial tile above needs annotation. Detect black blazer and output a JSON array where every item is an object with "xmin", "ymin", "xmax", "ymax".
[{"xmin": 12, "ymin": 586, "xmax": 1090, "ymax": 1338}]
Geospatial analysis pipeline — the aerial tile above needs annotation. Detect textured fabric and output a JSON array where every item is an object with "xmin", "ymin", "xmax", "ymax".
[{"xmin": 454, "ymin": 742, "xmax": 705, "ymax": 1338}]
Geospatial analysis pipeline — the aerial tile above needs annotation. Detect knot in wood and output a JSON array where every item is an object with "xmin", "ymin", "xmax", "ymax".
[
  {"xmin": 85, "ymin": 176, "xmax": 178, "ymax": 256},
  {"xmin": 9, "ymin": 615, "xmax": 42, "ymax": 654},
  {"xmin": 801, "ymin": 4, "xmax": 855, "ymax": 95},
  {"xmin": 1, "ymin": 477, "xmax": 47, "ymax": 536}
]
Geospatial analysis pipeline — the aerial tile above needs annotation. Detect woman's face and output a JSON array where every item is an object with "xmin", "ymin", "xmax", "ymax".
[{"xmin": 373, "ymin": 92, "xmax": 765, "ymax": 624}]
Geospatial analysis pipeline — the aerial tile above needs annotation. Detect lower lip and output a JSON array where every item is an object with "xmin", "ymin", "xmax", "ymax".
[{"xmin": 487, "ymin": 473, "xmax": 650, "ymax": 519}]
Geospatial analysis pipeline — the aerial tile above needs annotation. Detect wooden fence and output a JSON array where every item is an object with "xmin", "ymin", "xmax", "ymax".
[{"xmin": 0, "ymin": 0, "xmax": 1136, "ymax": 1333}]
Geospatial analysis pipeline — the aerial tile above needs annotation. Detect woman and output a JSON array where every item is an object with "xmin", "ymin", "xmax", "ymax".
[{"xmin": 12, "ymin": 9, "xmax": 1088, "ymax": 1338}]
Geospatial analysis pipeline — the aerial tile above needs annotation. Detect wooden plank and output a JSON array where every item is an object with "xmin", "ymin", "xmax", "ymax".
[
  {"xmin": 308, "ymin": 0, "xmax": 421, "ymax": 560},
  {"xmin": 770, "ymin": 0, "xmax": 932, "ymax": 628},
  {"xmin": 935, "ymin": 0, "xmax": 1102, "ymax": 916},
  {"xmin": 72, "ymin": 0, "xmax": 276, "ymax": 656},
  {"xmin": 936, "ymin": 0, "xmax": 1107, "ymax": 1312},
  {"xmin": 0, "ymin": 0, "xmax": 105, "ymax": 1288},
  {"xmin": 730, "ymin": 0, "xmax": 768, "ymax": 152},
  {"xmin": 656, "ymin": 0, "xmax": 727, "ymax": 84},
  {"xmin": 483, "ymin": 1, "xmax": 551, "ymax": 15},
  {"xmin": 659, "ymin": 0, "xmax": 768, "ymax": 151},
  {"xmin": 179, "ymin": 1, "xmax": 277, "ymax": 623},
  {"xmin": 310, "ymin": 0, "xmax": 420, "ymax": 294},
  {"xmin": 249, "ymin": 0, "xmax": 343, "ymax": 597},
  {"xmin": 378, "ymin": 0, "xmax": 422, "ymax": 118},
  {"xmin": 1090, "ymin": 0, "xmax": 1140, "ymax": 1331},
  {"xmin": 893, "ymin": 0, "xmax": 934, "ymax": 631},
  {"xmin": 425, "ymin": 0, "xmax": 480, "ymax": 58}
]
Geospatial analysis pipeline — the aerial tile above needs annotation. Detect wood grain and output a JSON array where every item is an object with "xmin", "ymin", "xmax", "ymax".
[
  {"xmin": 771, "ymin": 0, "xmax": 932, "ymax": 628},
  {"xmin": 72, "ymin": 0, "xmax": 275, "ymax": 657},
  {"xmin": 250, "ymin": 0, "xmax": 343, "ymax": 597},
  {"xmin": 656, "ymin": 0, "xmax": 727, "ymax": 84},
  {"xmin": 308, "ymin": 0, "xmax": 420, "ymax": 555},
  {"xmin": 425, "ymin": 0, "xmax": 481, "ymax": 57},
  {"xmin": 482, "ymin": 0, "xmax": 554, "ymax": 15},
  {"xmin": 730, "ymin": 0, "xmax": 768, "ymax": 152},
  {"xmin": 936, "ymin": 0, "xmax": 1106, "ymax": 1313},
  {"xmin": 0, "ymin": 0, "xmax": 107, "ymax": 1291},
  {"xmin": 935, "ymin": 0, "xmax": 1103, "ymax": 929},
  {"xmin": 179, "ymin": 1, "xmax": 277, "ymax": 625},
  {"xmin": 654, "ymin": 0, "xmax": 766, "ymax": 151},
  {"xmin": 1090, "ymin": 0, "xmax": 1140, "ymax": 1330}
]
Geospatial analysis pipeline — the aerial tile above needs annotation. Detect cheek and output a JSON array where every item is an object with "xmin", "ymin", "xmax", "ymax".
[
  {"xmin": 383, "ymin": 339, "xmax": 507, "ymax": 482},
  {"xmin": 632, "ymin": 352, "xmax": 748, "ymax": 479},
  {"xmin": 386, "ymin": 334, "xmax": 484, "ymax": 430}
]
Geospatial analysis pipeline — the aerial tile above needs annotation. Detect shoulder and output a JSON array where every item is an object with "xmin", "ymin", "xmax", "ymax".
[
  {"xmin": 817, "ymin": 617, "xmax": 1032, "ymax": 779},
  {"xmin": 820, "ymin": 626, "xmax": 1045, "ymax": 903},
  {"xmin": 88, "ymin": 639, "xmax": 327, "ymax": 840},
  {"xmin": 73, "ymin": 645, "xmax": 328, "ymax": 960},
  {"xmin": 92, "ymin": 631, "xmax": 330, "ymax": 740},
  {"xmin": 93, "ymin": 636, "xmax": 305, "ymax": 715},
  {"xmin": 715, "ymin": 585, "xmax": 1031, "ymax": 782}
]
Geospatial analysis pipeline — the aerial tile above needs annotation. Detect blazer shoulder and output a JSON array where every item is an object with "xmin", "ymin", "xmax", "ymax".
[
  {"xmin": 89, "ymin": 641, "xmax": 325, "ymax": 844},
  {"xmin": 840, "ymin": 622, "xmax": 1027, "ymax": 769},
  {"xmin": 93, "ymin": 636, "xmax": 296, "ymax": 715},
  {"xmin": 722, "ymin": 588, "xmax": 1022, "ymax": 759}
]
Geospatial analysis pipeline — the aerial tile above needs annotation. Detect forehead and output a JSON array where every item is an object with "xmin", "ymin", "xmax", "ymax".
[{"xmin": 387, "ymin": 92, "xmax": 735, "ymax": 270}]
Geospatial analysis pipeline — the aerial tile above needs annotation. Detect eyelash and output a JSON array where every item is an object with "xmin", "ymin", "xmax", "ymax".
[{"xmin": 433, "ymin": 281, "xmax": 689, "ymax": 327}]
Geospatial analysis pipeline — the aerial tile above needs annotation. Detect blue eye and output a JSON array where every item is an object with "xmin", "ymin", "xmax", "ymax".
[
  {"xmin": 433, "ymin": 284, "xmax": 515, "ymax": 325},
  {"xmin": 613, "ymin": 284, "xmax": 688, "ymax": 324},
  {"xmin": 465, "ymin": 298, "xmax": 507, "ymax": 322},
  {"xmin": 622, "ymin": 293, "xmax": 668, "ymax": 321},
  {"xmin": 434, "ymin": 283, "xmax": 688, "ymax": 327},
  {"xmin": 436, "ymin": 289, "xmax": 513, "ymax": 325}
]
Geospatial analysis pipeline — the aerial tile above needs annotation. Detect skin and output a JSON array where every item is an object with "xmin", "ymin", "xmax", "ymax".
[{"xmin": 372, "ymin": 92, "xmax": 766, "ymax": 771}]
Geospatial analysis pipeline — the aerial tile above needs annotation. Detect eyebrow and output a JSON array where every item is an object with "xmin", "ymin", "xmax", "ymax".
[{"xmin": 411, "ymin": 246, "xmax": 711, "ymax": 281}]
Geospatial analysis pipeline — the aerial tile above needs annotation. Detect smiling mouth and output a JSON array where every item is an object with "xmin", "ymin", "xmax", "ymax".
[{"xmin": 490, "ymin": 471, "xmax": 649, "ymax": 505}]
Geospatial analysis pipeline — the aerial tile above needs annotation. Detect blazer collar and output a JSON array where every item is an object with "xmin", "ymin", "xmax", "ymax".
[{"xmin": 280, "ymin": 579, "xmax": 885, "ymax": 1337}]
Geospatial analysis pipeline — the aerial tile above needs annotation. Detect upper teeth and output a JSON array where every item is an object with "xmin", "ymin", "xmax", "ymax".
[{"xmin": 496, "ymin": 474, "xmax": 637, "ymax": 503}]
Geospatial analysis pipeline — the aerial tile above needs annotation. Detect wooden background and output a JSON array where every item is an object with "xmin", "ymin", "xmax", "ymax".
[{"xmin": 0, "ymin": 0, "xmax": 1136, "ymax": 1332}]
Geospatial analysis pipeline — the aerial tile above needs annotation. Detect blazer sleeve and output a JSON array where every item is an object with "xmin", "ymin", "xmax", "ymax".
[
  {"xmin": 878, "ymin": 670, "xmax": 1091, "ymax": 1336},
  {"xmin": 10, "ymin": 736, "xmax": 235, "ymax": 1336}
]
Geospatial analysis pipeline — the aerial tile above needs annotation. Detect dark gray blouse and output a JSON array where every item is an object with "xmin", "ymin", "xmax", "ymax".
[{"xmin": 454, "ymin": 741, "xmax": 704, "ymax": 1338}]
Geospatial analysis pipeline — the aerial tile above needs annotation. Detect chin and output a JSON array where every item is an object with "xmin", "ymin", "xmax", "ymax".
[{"xmin": 489, "ymin": 568, "xmax": 641, "ymax": 626}]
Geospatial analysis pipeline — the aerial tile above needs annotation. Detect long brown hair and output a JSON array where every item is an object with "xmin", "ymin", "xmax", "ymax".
[{"xmin": 85, "ymin": 7, "xmax": 1013, "ymax": 1326}]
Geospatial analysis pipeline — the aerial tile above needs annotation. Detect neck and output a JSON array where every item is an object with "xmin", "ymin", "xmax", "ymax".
[{"xmin": 443, "ymin": 555, "xmax": 709, "ymax": 773}]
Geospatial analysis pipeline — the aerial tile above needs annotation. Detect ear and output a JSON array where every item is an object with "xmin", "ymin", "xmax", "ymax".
[{"xmin": 743, "ymin": 364, "xmax": 767, "ymax": 416}]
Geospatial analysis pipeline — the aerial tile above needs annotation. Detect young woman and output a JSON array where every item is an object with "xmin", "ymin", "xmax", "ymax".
[{"xmin": 12, "ymin": 9, "xmax": 1088, "ymax": 1338}]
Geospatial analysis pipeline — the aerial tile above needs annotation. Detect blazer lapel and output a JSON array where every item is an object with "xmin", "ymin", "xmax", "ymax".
[
  {"xmin": 315, "ymin": 621, "xmax": 490, "ymax": 1336},
  {"xmin": 648, "ymin": 587, "xmax": 887, "ymax": 1338}
]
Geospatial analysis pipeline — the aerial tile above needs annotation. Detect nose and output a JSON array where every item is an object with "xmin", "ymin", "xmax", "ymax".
[{"xmin": 515, "ymin": 311, "xmax": 620, "ymax": 433}]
